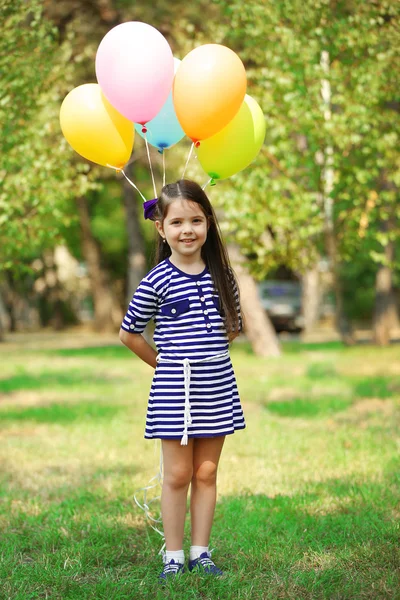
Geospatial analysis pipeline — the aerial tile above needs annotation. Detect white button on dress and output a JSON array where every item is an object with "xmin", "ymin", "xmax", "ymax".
[
  {"xmin": 130, "ymin": 324, "xmax": 135, "ymax": 330},
  {"xmin": 171, "ymin": 308, "xmax": 177, "ymax": 314},
  {"xmin": 200, "ymin": 296, "xmax": 205, "ymax": 301}
]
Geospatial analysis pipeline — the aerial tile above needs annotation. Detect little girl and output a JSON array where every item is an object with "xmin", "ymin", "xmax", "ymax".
[{"xmin": 119, "ymin": 179, "xmax": 246, "ymax": 581}]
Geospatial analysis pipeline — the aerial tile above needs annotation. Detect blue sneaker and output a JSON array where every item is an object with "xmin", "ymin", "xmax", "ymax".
[
  {"xmin": 188, "ymin": 551, "xmax": 224, "ymax": 576},
  {"xmin": 159, "ymin": 559, "xmax": 185, "ymax": 582}
]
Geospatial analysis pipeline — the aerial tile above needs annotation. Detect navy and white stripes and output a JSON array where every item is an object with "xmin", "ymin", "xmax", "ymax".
[{"xmin": 121, "ymin": 258, "xmax": 246, "ymax": 440}]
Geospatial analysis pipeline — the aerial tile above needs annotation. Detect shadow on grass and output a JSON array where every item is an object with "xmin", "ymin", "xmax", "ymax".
[
  {"xmin": 234, "ymin": 340, "xmax": 347, "ymax": 356},
  {"xmin": 1, "ymin": 471, "xmax": 399, "ymax": 599},
  {"xmin": 0, "ymin": 401, "xmax": 124, "ymax": 424},
  {"xmin": 282, "ymin": 340, "xmax": 346, "ymax": 353},
  {"xmin": 0, "ymin": 370, "xmax": 116, "ymax": 394},
  {"xmin": 46, "ymin": 346, "xmax": 132, "ymax": 360},
  {"xmin": 266, "ymin": 396, "xmax": 352, "ymax": 417},
  {"xmin": 306, "ymin": 363, "xmax": 338, "ymax": 379},
  {"xmin": 352, "ymin": 376, "xmax": 400, "ymax": 399},
  {"xmin": 265, "ymin": 369, "xmax": 400, "ymax": 418}
]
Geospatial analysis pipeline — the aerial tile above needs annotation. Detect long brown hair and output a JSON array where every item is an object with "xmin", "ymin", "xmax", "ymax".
[{"xmin": 151, "ymin": 179, "xmax": 241, "ymax": 336}]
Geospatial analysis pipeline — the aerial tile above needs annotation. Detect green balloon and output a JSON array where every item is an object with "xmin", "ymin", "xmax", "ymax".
[{"xmin": 196, "ymin": 94, "xmax": 266, "ymax": 180}]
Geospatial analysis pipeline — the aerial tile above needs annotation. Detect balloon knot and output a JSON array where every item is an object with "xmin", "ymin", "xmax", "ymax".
[
  {"xmin": 194, "ymin": 141, "xmax": 200, "ymax": 148},
  {"xmin": 142, "ymin": 126, "xmax": 147, "ymax": 134}
]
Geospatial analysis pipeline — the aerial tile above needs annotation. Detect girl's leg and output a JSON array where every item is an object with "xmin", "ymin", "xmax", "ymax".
[
  {"xmin": 161, "ymin": 439, "xmax": 193, "ymax": 551},
  {"xmin": 190, "ymin": 436, "xmax": 225, "ymax": 546}
]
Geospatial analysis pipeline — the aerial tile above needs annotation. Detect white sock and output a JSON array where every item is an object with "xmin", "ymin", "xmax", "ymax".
[
  {"xmin": 190, "ymin": 545, "xmax": 209, "ymax": 561},
  {"xmin": 164, "ymin": 549, "xmax": 184, "ymax": 565}
]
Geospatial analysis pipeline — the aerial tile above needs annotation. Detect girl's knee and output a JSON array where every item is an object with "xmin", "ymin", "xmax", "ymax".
[
  {"xmin": 164, "ymin": 464, "xmax": 193, "ymax": 489},
  {"xmin": 192, "ymin": 461, "xmax": 218, "ymax": 486}
]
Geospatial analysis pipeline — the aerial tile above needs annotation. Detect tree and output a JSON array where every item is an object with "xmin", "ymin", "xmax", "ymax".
[
  {"xmin": 210, "ymin": 0, "xmax": 400, "ymax": 343},
  {"xmin": 0, "ymin": 0, "xmax": 95, "ymax": 270}
]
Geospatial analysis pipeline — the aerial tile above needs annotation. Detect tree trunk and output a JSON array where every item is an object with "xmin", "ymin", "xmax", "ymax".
[
  {"xmin": 228, "ymin": 244, "xmax": 280, "ymax": 357},
  {"xmin": 373, "ymin": 238, "xmax": 397, "ymax": 346},
  {"xmin": 76, "ymin": 196, "xmax": 119, "ymax": 332},
  {"xmin": 325, "ymin": 229, "xmax": 354, "ymax": 344},
  {"xmin": 321, "ymin": 50, "xmax": 354, "ymax": 345},
  {"xmin": 0, "ymin": 293, "xmax": 5, "ymax": 341},
  {"xmin": 301, "ymin": 264, "xmax": 321, "ymax": 335},
  {"xmin": 387, "ymin": 297, "xmax": 400, "ymax": 331},
  {"xmin": 4, "ymin": 271, "xmax": 17, "ymax": 332},
  {"xmin": 122, "ymin": 162, "xmax": 147, "ymax": 303},
  {"xmin": 41, "ymin": 249, "xmax": 66, "ymax": 330}
]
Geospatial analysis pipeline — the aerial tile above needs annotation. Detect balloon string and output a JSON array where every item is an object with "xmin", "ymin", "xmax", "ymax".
[
  {"xmin": 162, "ymin": 151, "xmax": 166, "ymax": 188},
  {"xmin": 182, "ymin": 142, "xmax": 194, "ymax": 179},
  {"xmin": 202, "ymin": 178, "xmax": 212, "ymax": 191},
  {"xmin": 144, "ymin": 133, "xmax": 158, "ymax": 198},
  {"xmin": 107, "ymin": 164, "xmax": 147, "ymax": 202},
  {"xmin": 133, "ymin": 441, "xmax": 165, "ymax": 543}
]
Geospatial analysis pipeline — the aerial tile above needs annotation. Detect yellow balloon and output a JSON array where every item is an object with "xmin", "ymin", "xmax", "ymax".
[
  {"xmin": 60, "ymin": 83, "xmax": 134, "ymax": 168},
  {"xmin": 173, "ymin": 44, "xmax": 247, "ymax": 142},
  {"xmin": 196, "ymin": 95, "xmax": 266, "ymax": 180}
]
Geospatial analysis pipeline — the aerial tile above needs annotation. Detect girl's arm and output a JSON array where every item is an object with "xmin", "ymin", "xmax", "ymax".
[{"xmin": 119, "ymin": 329, "xmax": 157, "ymax": 368}]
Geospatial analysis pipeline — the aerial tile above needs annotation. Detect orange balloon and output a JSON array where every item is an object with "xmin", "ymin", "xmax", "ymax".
[{"xmin": 173, "ymin": 44, "xmax": 247, "ymax": 142}]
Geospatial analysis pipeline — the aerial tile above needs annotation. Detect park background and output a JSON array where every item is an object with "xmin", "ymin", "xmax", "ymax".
[{"xmin": 1, "ymin": 0, "xmax": 399, "ymax": 598}]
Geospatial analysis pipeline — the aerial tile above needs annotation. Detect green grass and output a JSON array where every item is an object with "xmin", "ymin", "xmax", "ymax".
[{"xmin": 0, "ymin": 337, "xmax": 399, "ymax": 599}]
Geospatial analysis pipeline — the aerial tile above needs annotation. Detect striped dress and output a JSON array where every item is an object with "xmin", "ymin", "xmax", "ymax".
[{"xmin": 121, "ymin": 258, "xmax": 246, "ymax": 440}]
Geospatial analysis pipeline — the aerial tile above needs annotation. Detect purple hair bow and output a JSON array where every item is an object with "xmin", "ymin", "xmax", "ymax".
[{"xmin": 143, "ymin": 198, "xmax": 158, "ymax": 220}]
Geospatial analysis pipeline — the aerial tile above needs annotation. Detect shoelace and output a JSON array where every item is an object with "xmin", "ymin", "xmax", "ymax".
[
  {"xmin": 161, "ymin": 559, "xmax": 183, "ymax": 576},
  {"xmin": 193, "ymin": 551, "xmax": 221, "ymax": 571},
  {"xmin": 197, "ymin": 555, "xmax": 215, "ymax": 568}
]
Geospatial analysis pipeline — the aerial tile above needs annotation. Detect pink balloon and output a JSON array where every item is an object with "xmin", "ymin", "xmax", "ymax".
[{"xmin": 95, "ymin": 22, "xmax": 174, "ymax": 124}]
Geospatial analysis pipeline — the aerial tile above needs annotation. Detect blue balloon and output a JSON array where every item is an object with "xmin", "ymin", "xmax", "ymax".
[{"xmin": 135, "ymin": 59, "xmax": 185, "ymax": 151}]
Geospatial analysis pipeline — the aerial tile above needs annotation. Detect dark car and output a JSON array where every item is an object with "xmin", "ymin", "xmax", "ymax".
[{"xmin": 258, "ymin": 280, "xmax": 304, "ymax": 332}]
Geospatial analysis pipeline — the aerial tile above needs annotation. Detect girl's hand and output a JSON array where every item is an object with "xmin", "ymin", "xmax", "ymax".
[{"xmin": 119, "ymin": 329, "xmax": 158, "ymax": 368}]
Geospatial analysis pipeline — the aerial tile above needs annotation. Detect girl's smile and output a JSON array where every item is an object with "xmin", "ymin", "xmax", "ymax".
[{"xmin": 156, "ymin": 199, "xmax": 209, "ymax": 263}]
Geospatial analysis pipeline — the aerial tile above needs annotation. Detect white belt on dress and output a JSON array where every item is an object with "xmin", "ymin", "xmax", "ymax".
[{"xmin": 156, "ymin": 350, "xmax": 230, "ymax": 445}]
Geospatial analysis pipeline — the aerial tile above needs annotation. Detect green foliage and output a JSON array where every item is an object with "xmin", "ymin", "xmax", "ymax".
[
  {"xmin": 210, "ymin": 0, "xmax": 400, "ymax": 279},
  {"xmin": 2, "ymin": 0, "xmax": 399, "ymax": 322},
  {"xmin": 0, "ymin": 0, "xmax": 94, "ymax": 270}
]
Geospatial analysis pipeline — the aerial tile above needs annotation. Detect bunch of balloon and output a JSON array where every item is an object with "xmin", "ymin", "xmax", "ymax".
[
  {"xmin": 173, "ymin": 43, "xmax": 266, "ymax": 181},
  {"xmin": 59, "ymin": 22, "xmax": 175, "ymax": 172},
  {"xmin": 60, "ymin": 21, "xmax": 266, "ymax": 188}
]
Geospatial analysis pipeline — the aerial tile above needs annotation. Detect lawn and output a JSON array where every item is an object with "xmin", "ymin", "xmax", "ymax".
[{"xmin": 0, "ymin": 336, "xmax": 399, "ymax": 599}]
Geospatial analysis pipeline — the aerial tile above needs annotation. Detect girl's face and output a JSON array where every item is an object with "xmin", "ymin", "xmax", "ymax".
[{"xmin": 156, "ymin": 199, "xmax": 209, "ymax": 263}]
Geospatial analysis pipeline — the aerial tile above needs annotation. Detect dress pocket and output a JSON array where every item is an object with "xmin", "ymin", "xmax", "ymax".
[
  {"xmin": 212, "ymin": 295, "xmax": 221, "ymax": 312},
  {"xmin": 160, "ymin": 298, "xmax": 190, "ymax": 318}
]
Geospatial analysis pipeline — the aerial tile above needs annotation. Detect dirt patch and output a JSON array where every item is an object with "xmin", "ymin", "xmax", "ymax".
[
  {"xmin": 267, "ymin": 387, "xmax": 298, "ymax": 402},
  {"xmin": 350, "ymin": 398, "xmax": 395, "ymax": 416},
  {"xmin": 0, "ymin": 390, "xmax": 52, "ymax": 408}
]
